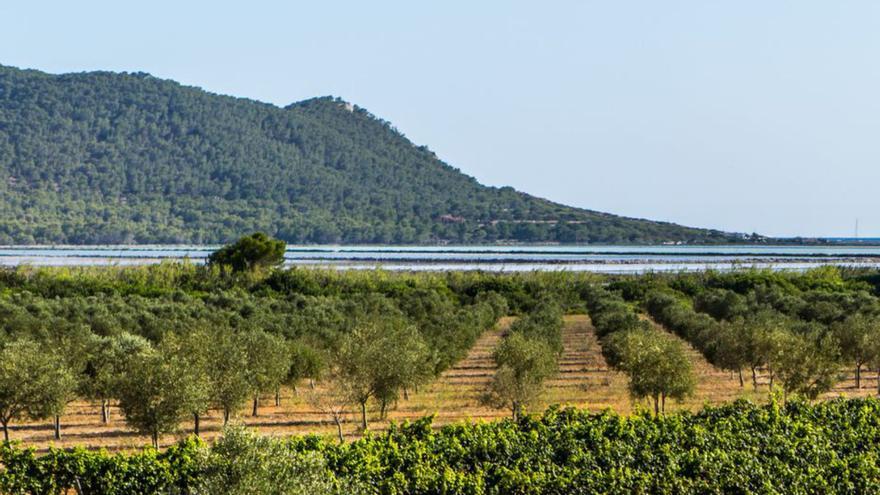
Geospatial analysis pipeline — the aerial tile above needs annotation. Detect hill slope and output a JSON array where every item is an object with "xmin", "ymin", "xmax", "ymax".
[{"xmin": 0, "ymin": 65, "xmax": 740, "ymax": 245}]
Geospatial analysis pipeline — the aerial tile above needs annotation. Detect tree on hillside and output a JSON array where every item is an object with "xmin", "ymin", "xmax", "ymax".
[
  {"xmin": 0, "ymin": 340, "xmax": 77, "ymax": 442},
  {"xmin": 832, "ymin": 314, "xmax": 880, "ymax": 389},
  {"xmin": 207, "ymin": 232, "xmax": 286, "ymax": 272},
  {"xmin": 482, "ymin": 332, "xmax": 558, "ymax": 421}
]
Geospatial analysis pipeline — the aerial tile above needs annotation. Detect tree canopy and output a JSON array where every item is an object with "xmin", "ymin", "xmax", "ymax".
[{"xmin": 207, "ymin": 232, "xmax": 286, "ymax": 272}]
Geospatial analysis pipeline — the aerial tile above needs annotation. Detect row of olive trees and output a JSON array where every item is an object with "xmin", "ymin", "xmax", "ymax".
[
  {"xmin": 0, "ymin": 325, "xmax": 321, "ymax": 448},
  {"xmin": 481, "ymin": 302, "xmax": 564, "ymax": 420},
  {"xmin": 693, "ymin": 286, "xmax": 880, "ymax": 391},
  {"xmin": 645, "ymin": 290, "xmax": 852, "ymax": 401},
  {"xmin": 583, "ymin": 285, "xmax": 696, "ymax": 414}
]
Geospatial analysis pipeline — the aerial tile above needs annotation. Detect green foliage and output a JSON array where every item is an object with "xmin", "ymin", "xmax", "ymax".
[
  {"xmin": 484, "ymin": 332, "xmax": 558, "ymax": 420},
  {"xmin": 240, "ymin": 329, "xmax": 289, "ymax": 416},
  {"xmin": 6, "ymin": 400, "xmax": 880, "ymax": 494},
  {"xmin": 0, "ymin": 64, "xmax": 739, "ymax": 245},
  {"xmin": 335, "ymin": 317, "xmax": 431, "ymax": 428},
  {"xmin": 585, "ymin": 285, "xmax": 695, "ymax": 413},
  {"xmin": 774, "ymin": 328, "xmax": 842, "ymax": 400},
  {"xmin": 507, "ymin": 300, "xmax": 565, "ymax": 356},
  {"xmin": 208, "ymin": 232, "xmax": 286, "ymax": 272},
  {"xmin": 116, "ymin": 345, "xmax": 205, "ymax": 448},
  {"xmin": 605, "ymin": 329, "xmax": 695, "ymax": 413},
  {"xmin": 0, "ymin": 340, "xmax": 77, "ymax": 441},
  {"xmin": 0, "ymin": 437, "xmax": 205, "ymax": 495},
  {"xmin": 206, "ymin": 329, "xmax": 252, "ymax": 425},
  {"xmin": 197, "ymin": 427, "xmax": 363, "ymax": 495},
  {"xmin": 82, "ymin": 332, "xmax": 152, "ymax": 421}
]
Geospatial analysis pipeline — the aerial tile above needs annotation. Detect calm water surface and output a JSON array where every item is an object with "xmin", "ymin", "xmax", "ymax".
[{"xmin": 2, "ymin": 245, "xmax": 880, "ymax": 273}]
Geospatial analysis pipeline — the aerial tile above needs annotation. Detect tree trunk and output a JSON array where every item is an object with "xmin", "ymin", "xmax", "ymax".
[
  {"xmin": 275, "ymin": 388, "xmax": 281, "ymax": 407},
  {"xmin": 752, "ymin": 367, "xmax": 758, "ymax": 389},
  {"xmin": 193, "ymin": 413, "xmax": 200, "ymax": 437},
  {"xmin": 403, "ymin": 387, "xmax": 409, "ymax": 401},
  {"xmin": 54, "ymin": 415, "xmax": 61, "ymax": 440},
  {"xmin": 151, "ymin": 431, "xmax": 159, "ymax": 449},
  {"xmin": 661, "ymin": 394, "xmax": 666, "ymax": 414},
  {"xmin": 334, "ymin": 416, "xmax": 344, "ymax": 444},
  {"xmin": 223, "ymin": 408, "xmax": 230, "ymax": 425},
  {"xmin": 768, "ymin": 364, "xmax": 774, "ymax": 389},
  {"xmin": 856, "ymin": 364, "xmax": 862, "ymax": 389},
  {"xmin": 738, "ymin": 369, "xmax": 744, "ymax": 388},
  {"xmin": 252, "ymin": 397, "xmax": 259, "ymax": 417},
  {"xmin": 1, "ymin": 420, "xmax": 7, "ymax": 442},
  {"xmin": 653, "ymin": 395, "xmax": 659, "ymax": 416},
  {"xmin": 360, "ymin": 401, "xmax": 368, "ymax": 431},
  {"xmin": 101, "ymin": 399, "xmax": 108, "ymax": 424}
]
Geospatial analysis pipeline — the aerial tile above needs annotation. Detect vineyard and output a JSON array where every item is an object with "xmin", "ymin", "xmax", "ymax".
[
  {"xmin": 4, "ymin": 399, "xmax": 880, "ymax": 494},
  {"xmin": 2, "ymin": 252, "xmax": 880, "ymax": 492}
]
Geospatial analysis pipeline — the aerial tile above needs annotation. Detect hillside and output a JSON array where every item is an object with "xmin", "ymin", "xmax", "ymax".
[{"xmin": 0, "ymin": 64, "xmax": 741, "ymax": 245}]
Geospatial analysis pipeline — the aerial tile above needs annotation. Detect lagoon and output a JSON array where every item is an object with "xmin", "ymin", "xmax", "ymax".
[{"xmin": 2, "ymin": 245, "xmax": 880, "ymax": 273}]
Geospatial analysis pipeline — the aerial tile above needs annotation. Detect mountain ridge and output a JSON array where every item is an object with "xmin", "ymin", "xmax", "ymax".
[{"xmin": 0, "ymin": 64, "xmax": 744, "ymax": 245}]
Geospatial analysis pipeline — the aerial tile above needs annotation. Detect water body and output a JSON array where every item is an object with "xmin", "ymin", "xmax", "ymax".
[{"xmin": 2, "ymin": 245, "xmax": 880, "ymax": 273}]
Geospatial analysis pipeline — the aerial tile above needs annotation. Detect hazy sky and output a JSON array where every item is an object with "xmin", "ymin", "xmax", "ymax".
[{"xmin": 2, "ymin": 1, "xmax": 878, "ymax": 237}]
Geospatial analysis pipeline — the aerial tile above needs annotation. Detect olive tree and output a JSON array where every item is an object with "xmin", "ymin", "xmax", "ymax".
[
  {"xmin": 711, "ymin": 321, "xmax": 750, "ymax": 387},
  {"xmin": 482, "ymin": 332, "xmax": 558, "ymax": 421},
  {"xmin": 82, "ymin": 332, "xmax": 152, "ymax": 423},
  {"xmin": 305, "ymin": 370, "xmax": 350, "ymax": 444},
  {"xmin": 37, "ymin": 321, "xmax": 97, "ymax": 439},
  {"xmin": 607, "ymin": 329, "xmax": 695, "ymax": 415},
  {"xmin": 336, "ymin": 318, "xmax": 430, "ymax": 430},
  {"xmin": 196, "ymin": 426, "xmax": 365, "ymax": 495},
  {"xmin": 283, "ymin": 341, "xmax": 326, "ymax": 402},
  {"xmin": 772, "ymin": 324, "xmax": 841, "ymax": 401},
  {"xmin": 163, "ymin": 329, "xmax": 212, "ymax": 436},
  {"xmin": 207, "ymin": 330, "xmax": 251, "ymax": 424},
  {"xmin": 832, "ymin": 314, "xmax": 880, "ymax": 389},
  {"xmin": 241, "ymin": 329, "xmax": 289, "ymax": 417},
  {"xmin": 116, "ymin": 347, "xmax": 202, "ymax": 448},
  {"xmin": 0, "ymin": 340, "xmax": 77, "ymax": 442}
]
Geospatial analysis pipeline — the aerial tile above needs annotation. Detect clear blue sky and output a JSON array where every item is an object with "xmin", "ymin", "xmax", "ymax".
[{"xmin": 3, "ymin": 1, "xmax": 878, "ymax": 237}]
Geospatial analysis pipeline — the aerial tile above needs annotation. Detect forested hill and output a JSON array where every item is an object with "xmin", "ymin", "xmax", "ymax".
[{"xmin": 0, "ymin": 64, "xmax": 740, "ymax": 244}]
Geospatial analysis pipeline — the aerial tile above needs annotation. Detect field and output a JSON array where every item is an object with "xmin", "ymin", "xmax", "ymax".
[{"xmin": 8, "ymin": 314, "xmax": 876, "ymax": 453}]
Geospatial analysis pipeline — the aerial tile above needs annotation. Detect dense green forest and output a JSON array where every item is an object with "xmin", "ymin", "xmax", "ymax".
[{"xmin": 0, "ymin": 64, "xmax": 741, "ymax": 245}]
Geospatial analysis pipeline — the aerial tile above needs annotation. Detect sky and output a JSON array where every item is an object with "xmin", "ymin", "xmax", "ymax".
[{"xmin": 2, "ymin": 1, "xmax": 879, "ymax": 238}]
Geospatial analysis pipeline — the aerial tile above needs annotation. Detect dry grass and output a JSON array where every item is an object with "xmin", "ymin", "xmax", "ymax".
[{"xmin": 8, "ymin": 315, "xmax": 878, "ymax": 453}]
